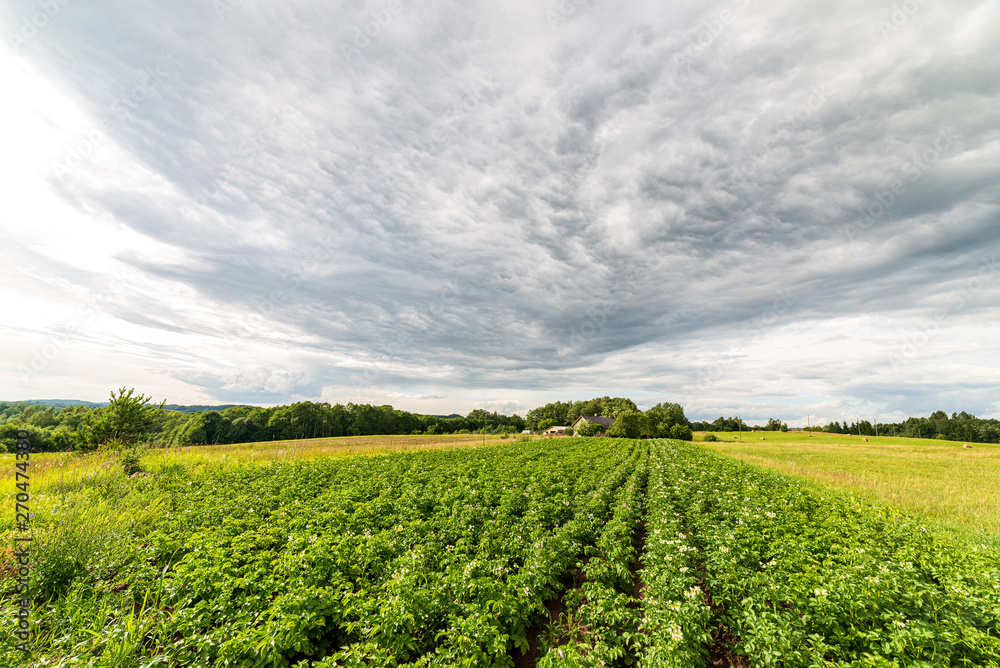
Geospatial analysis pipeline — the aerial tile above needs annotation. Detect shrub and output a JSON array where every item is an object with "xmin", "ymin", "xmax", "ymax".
[
  {"xmin": 670, "ymin": 424, "xmax": 693, "ymax": 441},
  {"xmin": 703, "ymin": 433, "xmax": 718, "ymax": 442},
  {"xmin": 121, "ymin": 449, "xmax": 144, "ymax": 477}
]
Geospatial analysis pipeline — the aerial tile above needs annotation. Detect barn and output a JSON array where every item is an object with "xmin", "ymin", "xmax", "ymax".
[{"xmin": 570, "ymin": 415, "xmax": 614, "ymax": 435}]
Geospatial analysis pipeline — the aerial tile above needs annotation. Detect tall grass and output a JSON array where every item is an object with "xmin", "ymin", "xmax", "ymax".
[{"xmin": 704, "ymin": 433, "xmax": 1000, "ymax": 537}]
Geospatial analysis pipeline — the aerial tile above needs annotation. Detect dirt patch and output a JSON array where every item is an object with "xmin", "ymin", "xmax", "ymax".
[
  {"xmin": 629, "ymin": 521, "xmax": 647, "ymax": 606},
  {"xmin": 696, "ymin": 570, "xmax": 748, "ymax": 668},
  {"xmin": 512, "ymin": 596, "xmax": 567, "ymax": 668},
  {"xmin": 707, "ymin": 624, "xmax": 749, "ymax": 668}
]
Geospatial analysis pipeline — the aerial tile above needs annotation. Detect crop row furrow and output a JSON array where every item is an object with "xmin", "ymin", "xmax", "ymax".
[{"xmin": 538, "ymin": 442, "xmax": 650, "ymax": 666}]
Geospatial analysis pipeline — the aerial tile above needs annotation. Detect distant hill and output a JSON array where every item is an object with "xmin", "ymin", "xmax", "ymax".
[
  {"xmin": 430, "ymin": 414, "xmax": 463, "ymax": 419},
  {"xmin": 3, "ymin": 399, "xmax": 105, "ymax": 409},
  {"xmin": 2, "ymin": 399, "xmax": 252, "ymax": 413}
]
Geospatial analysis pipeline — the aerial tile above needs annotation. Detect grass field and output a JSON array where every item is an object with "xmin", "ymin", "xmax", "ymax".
[
  {"xmin": 700, "ymin": 431, "xmax": 1000, "ymax": 537},
  {"xmin": 1, "ymin": 432, "xmax": 526, "ymax": 497}
]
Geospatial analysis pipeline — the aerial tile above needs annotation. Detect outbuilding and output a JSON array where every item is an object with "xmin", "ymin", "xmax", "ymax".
[{"xmin": 570, "ymin": 415, "xmax": 613, "ymax": 435}]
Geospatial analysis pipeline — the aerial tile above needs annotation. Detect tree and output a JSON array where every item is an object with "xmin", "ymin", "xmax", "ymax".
[
  {"xmin": 670, "ymin": 424, "xmax": 693, "ymax": 441},
  {"xmin": 608, "ymin": 411, "xmax": 649, "ymax": 439},
  {"xmin": 74, "ymin": 388, "xmax": 166, "ymax": 452},
  {"xmin": 576, "ymin": 421, "xmax": 603, "ymax": 437},
  {"xmin": 537, "ymin": 419, "xmax": 555, "ymax": 432}
]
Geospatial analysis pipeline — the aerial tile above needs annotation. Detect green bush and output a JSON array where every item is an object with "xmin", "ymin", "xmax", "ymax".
[
  {"xmin": 670, "ymin": 424, "xmax": 693, "ymax": 441},
  {"xmin": 121, "ymin": 449, "xmax": 144, "ymax": 477},
  {"xmin": 703, "ymin": 433, "xmax": 718, "ymax": 442}
]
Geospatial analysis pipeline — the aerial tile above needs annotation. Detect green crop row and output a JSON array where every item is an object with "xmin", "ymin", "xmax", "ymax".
[
  {"xmin": 657, "ymin": 439, "xmax": 1000, "ymax": 667},
  {"xmin": 539, "ymin": 444, "xmax": 649, "ymax": 666},
  {"xmin": 633, "ymin": 441, "xmax": 713, "ymax": 667},
  {"xmin": 2, "ymin": 438, "xmax": 647, "ymax": 667}
]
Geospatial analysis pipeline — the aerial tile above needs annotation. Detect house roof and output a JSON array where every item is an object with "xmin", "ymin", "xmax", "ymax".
[{"xmin": 572, "ymin": 415, "xmax": 613, "ymax": 428}]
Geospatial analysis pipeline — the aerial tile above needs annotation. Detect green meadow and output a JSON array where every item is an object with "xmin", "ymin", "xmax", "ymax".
[{"xmin": 701, "ymin": 431, "xmax": 1000, "ymax": 537}]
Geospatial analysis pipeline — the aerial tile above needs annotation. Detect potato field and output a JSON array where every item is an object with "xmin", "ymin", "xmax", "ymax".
[{"xmin": 2, "ymin": 438, "xmax": 999, "ymax": 667}]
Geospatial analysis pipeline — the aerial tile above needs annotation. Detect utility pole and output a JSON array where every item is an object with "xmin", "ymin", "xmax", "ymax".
[
  {"xmin": 738, "ymin": 416, "xmax": 742, "ymax": 443},
  {"xmin": 807, "ymin": 414, "xmax": 811, "ymax": 436},
  {"xmin": 874, "ymin": 417, "xmax": 879, "ymax": 438},
  {"xmin": 857, "ymin": 416, "xmax": 862, "ymax": 437}
]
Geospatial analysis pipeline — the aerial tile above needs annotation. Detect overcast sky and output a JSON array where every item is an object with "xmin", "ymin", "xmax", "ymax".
[{"xmin": 1, "ymin": 0, "xmax": 998, "ymax": 424}]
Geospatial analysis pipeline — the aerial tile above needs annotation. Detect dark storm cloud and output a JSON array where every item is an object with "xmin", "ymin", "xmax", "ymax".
[{"xmin": 5, "ymin": 0, "xmax": 998, "ymax": 417}]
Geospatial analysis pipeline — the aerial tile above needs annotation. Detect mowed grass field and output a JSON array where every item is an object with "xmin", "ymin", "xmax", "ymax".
[{"xmin": 701, "ymin": 430, "xmax": 1000, "ymax": 536}]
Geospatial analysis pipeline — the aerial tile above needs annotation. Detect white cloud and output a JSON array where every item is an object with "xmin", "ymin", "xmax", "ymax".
[{"xmin": 1, "ymin": 0, "xmax": 998, "ymax": 421}]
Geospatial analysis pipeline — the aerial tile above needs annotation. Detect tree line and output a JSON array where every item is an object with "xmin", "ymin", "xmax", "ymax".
[
  {"xmin": 4, "ymin": 392, "xmax": 997, "ymax": 453},
  {"xmin": 690, "ymin": 417, "xmax": 788, "ymax": 432},
  {"xmin": 0, "ymin": 395, "xmax": 525, "ymax": 453},
  {"xmin": 814, "ymin": 411, "xmax": 1000, "ymax": 442},
  {"xmin": 691, "ymin": 412, "xmax": 999, "ymax": 443}
]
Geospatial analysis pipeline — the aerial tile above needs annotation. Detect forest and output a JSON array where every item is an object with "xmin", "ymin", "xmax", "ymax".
[
  {"xmin": 691, "ymin": 411, "xmax": 1000, "ymax": 443},
  {"xmin": 0, "ymin": 400, "xmax": 525, "ymax": 453},
  {"xmin": 3, "ymin": 395, "xmax": 998, "ymax": 453}
]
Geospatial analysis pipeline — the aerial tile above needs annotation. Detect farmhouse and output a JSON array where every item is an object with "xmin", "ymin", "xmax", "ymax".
[
  {"xmin": 570, "ymin": 415, "xmax": 614, "ymax": 434},
  {"xmin": 543, "ymin": 425, "xmax": 569, "ymax": 436}
]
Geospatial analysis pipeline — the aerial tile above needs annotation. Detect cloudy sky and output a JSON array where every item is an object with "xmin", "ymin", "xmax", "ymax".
[{"xmin": 1, "ymin": 0, "xmax": 998, "ymax": 424}]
